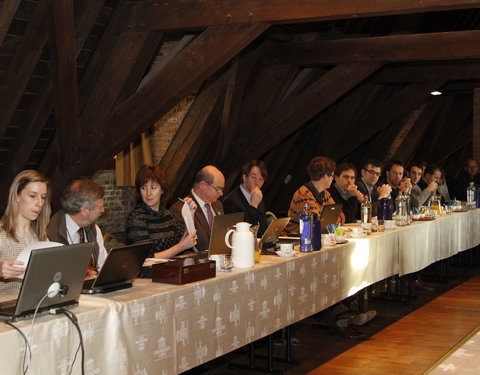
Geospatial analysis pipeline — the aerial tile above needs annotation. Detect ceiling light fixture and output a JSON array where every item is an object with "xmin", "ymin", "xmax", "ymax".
[{"xmin": 430, "ymin": 91, "xmax": 442, "ymax": 96}]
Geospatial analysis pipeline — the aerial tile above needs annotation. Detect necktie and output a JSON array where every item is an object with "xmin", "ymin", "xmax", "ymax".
[
  {"xmin": 205, "ymin": 203, "xmax": 214, "ymax": 228},
  {"xmin": 78, "ymin": 228, "xmax": 85, "ymax": 243},
  {"xmin": 78, "ymin": 228, "xmax": 97, "ymax": 275}
]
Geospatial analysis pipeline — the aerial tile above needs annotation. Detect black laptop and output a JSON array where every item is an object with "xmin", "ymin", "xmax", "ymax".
[
  {"xmin": 82, "ymin": 242, "xmax": 153, "ymax": 294},
  {"xmin": 320, "ymin": 203, "xmax": 343, "ymax": 234},
  {"xmin": 0, "ymin": 243, "xmax": 93, "ymax": 322},
  {"xmin": 207, "ymin": 212, "xmax": 245, "ymax": 256}
]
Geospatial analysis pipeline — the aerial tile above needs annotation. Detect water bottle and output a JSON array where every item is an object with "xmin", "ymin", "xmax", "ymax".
[
  {"xmin": 467, "ymin": 182, "xmax": 476, "ymax": 208},
  {"xmin": 361, "ymin": 195, "xmax": 372, "ymax": 225},
  {"xmin": 476, "ymin": 187, "xmax": 480, "ymax": 208},
  {"xmin": 299, "ymin": 203, "xmax": 312, "ymax": 252},
  {"xmin": 395, "ymin": 192, "xmax": 407, "ymax": 226},
  {"xmin": 378, "ymin": 197, "xmax": 392, "ymax": 224},
  {"xmin": 311, "ymin": 213, "xmax": 321, "ymax": 251}
]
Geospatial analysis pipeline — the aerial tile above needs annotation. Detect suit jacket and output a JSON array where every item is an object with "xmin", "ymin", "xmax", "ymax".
[
  {"xmin": 327, "ymin": 185, "xmax": 360, "ymax": 223},
  {"xmin": 222, "ymin": 186, "xmax": 268, "ymax": 235},
  {"xmin": 356, "ymin": 178, "xmax": 379, "ymax": 217},
  {"xmin": 47, "ymin": 210, "xmax": 102, "ymax": 269},
  {"xmin": 170, "ymin": 194, "xmax": 224, "ymax": 251}
]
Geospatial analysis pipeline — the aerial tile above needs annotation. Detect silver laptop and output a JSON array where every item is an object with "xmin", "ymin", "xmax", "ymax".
[
  {"xmin": 207, "ymin": 212, "xmax": 244, "ymax": 255},
  {"xmin": 0, "ymin": 243, "xmax": 93, "ymax": 322},
  {"xmin": 259, "ymin": 217, "xmax": 291, "ymax": 249},
  {"xmin": 82, "ymin": 242, "xmax": 153, "ymax": 294}
]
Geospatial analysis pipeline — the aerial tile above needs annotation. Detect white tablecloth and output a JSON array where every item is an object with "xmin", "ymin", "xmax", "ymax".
[{"xmin": 0, "ymin": 210, "xmax": 479, "ymax": 374}]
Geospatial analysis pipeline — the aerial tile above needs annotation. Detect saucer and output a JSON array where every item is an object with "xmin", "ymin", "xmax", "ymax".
[
  {"xmin": 276, "ymin": 251, "xmax": 296, "ymax": 258},
  {"xmin": 335, "ymin": 239, "xmax": 348, "ymax": 244},
  {"xmin": 350, "ymin": 233, "xmax": 366, "ymax": 238}
]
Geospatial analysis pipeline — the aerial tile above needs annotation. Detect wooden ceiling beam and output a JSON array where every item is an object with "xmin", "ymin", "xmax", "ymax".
[
  {"xmin": 233, "ymin": 62, "xmax": 383, "ymax": 169},
  {"xmin": 0, "ymin": 1, "xmax": 49, "ymax": 141},
  {"xmin": 83, "ymin": 22, "xmax": 269, "ymax": 174},
  {"xmin": 264, "ymin": 30, "xmax": 480, "ymax": 66},
  {"xmin": 0, "ymin": 0, "xmax": 20, "ymax": 46},
  {"xmin": 124, "ymin": 0, "xmax": 480, "ymax": 32},
  {"xmin": 48, "ymin": 0, "xmax": 79, "ymax": 172},
  {"xmin": 374, "ymin": 62, "xmax": 480, "ymax": 83}
]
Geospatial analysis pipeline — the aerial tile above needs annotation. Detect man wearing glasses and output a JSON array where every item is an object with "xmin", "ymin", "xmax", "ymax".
[
  {"xmin": 357, "ymin": 159, "xmax": 391, "ymax": 217},
  {"xmin": 171, "ymin": 165, "xmax": 225, "ymax": 251}
]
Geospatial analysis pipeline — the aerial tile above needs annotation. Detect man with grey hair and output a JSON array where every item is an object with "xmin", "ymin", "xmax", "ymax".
[
  {"xmin": 47, "ymin": 179, "xmax": 107, "ymax": 277},
  {"xmin": 170, "ymin": 165, "xmax": 224, "ymax": 251}
]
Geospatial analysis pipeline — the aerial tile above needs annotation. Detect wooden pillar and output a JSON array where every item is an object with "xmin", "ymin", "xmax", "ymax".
[{"xmin": 474, "ymin": 88, "xmax": 480, "ymax": 161}]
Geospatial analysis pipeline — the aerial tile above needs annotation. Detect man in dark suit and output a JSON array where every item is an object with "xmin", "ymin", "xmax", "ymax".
[
  {"xmin": 47, "ymin": 179, "xmax": 108, "ymax": 279},
  {"xmin": 170, "ymin": 165, "xmax": 224, "ymax": 251},
  {"xmin": 356, "ymin": 159, "xmax": 391, "ymax": 216},
  {"xmin": 327, "ymin": 163, "xmax": 364, "ymax": 223},
  {"xmin": 223, "ymin": 160, "xmax": 268, "ymax": 235}
]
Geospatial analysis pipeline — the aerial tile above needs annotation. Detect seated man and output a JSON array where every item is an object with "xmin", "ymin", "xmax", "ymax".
[
  {"xmin": 356, "ymin": 159, "xmax": 392, "ymax": 217},
  {"xmin": 453, "ymin": 158, "xmax": 479, "ymax": 201},
  {"xmin": 410, "ymin": 163, "xmax": 437, "ymax": 208},
  {"xmin": 286, "ymin": 156, "xmax": 343, "ymax": 233},
  {"xmin": 378, "ymin": 160, "xmax": 412, "ymax": 212},
  {"xmin": 223, "ymin": 160, "xmax": 268, "ymax": 235},
  {"xmin": 170, "ymin": 165, "xmax": 224, "ymax": 251},
  {"xmin": 327, "ymin": 163, "xmax": 364, "ymax": 223},
  {"xmin": 47, "ymin": 179, "xmax": 108, "ymax": 278}
]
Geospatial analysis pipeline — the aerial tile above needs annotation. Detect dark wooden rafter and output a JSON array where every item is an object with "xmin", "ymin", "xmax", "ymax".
[
  {"xmin": 224, "ymin": 62, "xmax": 383, "ymax": 185},
  {"xmin": 264, "ymin": 30, "xmax": 480, "ymax": 65},
  {"xmin": 81, "ymin": 22, "xmax": 269, "ymax": 177},
  {"xmin": 125, "ymin": 0, "xmax": 480, "ymax": 32},
  {"xmin": 0, "ymin": 0, "xmax": 20, "ymax": 45},
  {"xmin": 48, "ymin": 0, "xmax": 79, "ymax": 172},
  {"xmin": 0, "ymin": 1, "xmax": 106, "ymax": 206},
  {"xmin": 160, "ymin": 72, "xmax": 228, "ymax": 200},
  {"xmin": 334, "ymin": 80, "xmax": 447, "ymax": 161},
  {"xmin": 374, "ymin": 62, "xmax": 480, "ymax": 83},
  {"xmin": 0, "ymin": 1, "xmax": 49, "ymax": 141},
  {"xmin": 392, "ymin": 99, "xmax": 446, "ymax": 163}
]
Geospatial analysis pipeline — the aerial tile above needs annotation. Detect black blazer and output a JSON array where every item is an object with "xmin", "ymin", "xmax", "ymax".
[
  {"xmin": 327, "ymin": 185, "xmax": 361, "ymax": 223},
  {"xmin": 223, "ymin": 186, "xmax": 268, "ymax": 235}
]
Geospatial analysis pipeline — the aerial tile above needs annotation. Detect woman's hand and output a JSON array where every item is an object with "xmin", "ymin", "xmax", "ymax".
[
  {"xmin": 179, "ymin": 230, "xmax": 197, "ymax": 251},
  {"xmin": 0, "ymin": 259, "xmax": 25, "ymax": 279}
]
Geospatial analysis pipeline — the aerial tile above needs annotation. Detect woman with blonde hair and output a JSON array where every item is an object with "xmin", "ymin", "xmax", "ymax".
[{"xmin": 0, "ymin": 170, "xmax": 51, "ymax": 294}]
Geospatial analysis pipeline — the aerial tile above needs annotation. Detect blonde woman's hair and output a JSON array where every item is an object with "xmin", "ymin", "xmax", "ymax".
[{"xmin": 0, "ymin": 170, "xmax": 51, "ymax": 241}]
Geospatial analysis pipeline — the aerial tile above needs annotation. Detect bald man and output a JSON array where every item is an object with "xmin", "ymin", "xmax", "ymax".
[{"xmin": 170, "ymin": 165, "xmax": 225, "ymax": 251}]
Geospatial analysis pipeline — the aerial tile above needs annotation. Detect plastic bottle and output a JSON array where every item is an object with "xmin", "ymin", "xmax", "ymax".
[
  {"xmin": 361, "ymin": 195, "xmax": 372, "ymax": 225},
  {"xmin": 299, "ymin": 203, "xmax": 313, "ymax": 252},
  {"xmin": 467, "ymin": 182, "xmax": 476, "ymax": 208}
]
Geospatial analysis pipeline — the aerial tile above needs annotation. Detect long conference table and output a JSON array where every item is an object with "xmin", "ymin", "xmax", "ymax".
[{"xmin": 1, "ymin": 210, "xmax": 480, "ymax": 374}]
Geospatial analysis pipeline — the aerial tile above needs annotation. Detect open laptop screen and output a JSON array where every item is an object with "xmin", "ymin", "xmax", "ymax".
[
  {"xmin": 207, "ymin": 212, "xmax": 244, "ymax": 255},
  {"xmin": 0, "ymin": 243, "xmax": 92, "ymax": 322}
]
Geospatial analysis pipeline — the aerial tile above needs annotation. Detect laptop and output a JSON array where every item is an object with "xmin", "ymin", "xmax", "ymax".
[
  {"xmin": 0, "ymin": 243, "xmax": 93, "ymax": 322},
  {"xmin": 207, "ymin": 212, "xmax": 245, "ymax": 255},
  {"xmin": 82, "ymin": 242, "xmax": 153, "ymax": 294},
  {"xmin": 259, "ymin": 217, "xmax": 291, "ymax": 250},
  {"xmin": 320, "ymin": 203, "xmax": 343, "ymax": 234}
]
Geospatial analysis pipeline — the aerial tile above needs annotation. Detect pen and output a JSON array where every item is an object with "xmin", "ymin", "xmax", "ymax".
[{"xmin": 178, "ymin": 197, "xmax": 185, "ymax": 203}]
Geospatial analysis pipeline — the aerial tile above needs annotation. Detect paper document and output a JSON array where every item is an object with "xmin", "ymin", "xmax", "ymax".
[
  {"xmin": 181, "ymin": 202, "xmax": 196, "ymax": 235},
  {"xmin": 15, "ymin": 241, "xmax": 64, "ymax": 279}
]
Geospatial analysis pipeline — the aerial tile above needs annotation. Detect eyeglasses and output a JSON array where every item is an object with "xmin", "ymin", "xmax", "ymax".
[
  {"xmin": 206, "ymin": 181, "xmax": 224, "ymax": 193},
  {"xmin": 366, "ymin": 169, "xmax": 381, "ymax": 177}
]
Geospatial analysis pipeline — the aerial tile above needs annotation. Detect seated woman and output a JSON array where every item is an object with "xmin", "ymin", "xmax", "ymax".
[
  {"xmin": 0, "ymin": 170, "xmax": 51, "ymax": 294},
  {"xmin": 125, "ymin": 165, "xmax": 197, "ymax": 258}
]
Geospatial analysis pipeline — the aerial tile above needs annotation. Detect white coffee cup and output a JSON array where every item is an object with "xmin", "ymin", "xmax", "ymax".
[
  {"xmin": 384, "ymin": 220, "xmax": 395, "ymax": 230},
  {"xmin": 279, "ymin": 243, "xmax": 293, "ymax": 254},
  {"xmin": 352, "ymin": 227, "xmax": 363, "ymax": 236}
]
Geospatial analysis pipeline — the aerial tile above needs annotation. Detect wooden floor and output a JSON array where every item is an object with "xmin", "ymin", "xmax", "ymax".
[{"xmin": 187, "ymin": 258, "xmax": 480, "ymax": 375}]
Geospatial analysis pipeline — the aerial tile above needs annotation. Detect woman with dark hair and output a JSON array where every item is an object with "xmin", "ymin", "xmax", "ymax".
[
  {"xmin": 125, "ymin": 165, "xmax": 197, "ymax": 258},
  {"xmin": 0, "ymin": 170, "xmax": 51, "ymax": 294}
]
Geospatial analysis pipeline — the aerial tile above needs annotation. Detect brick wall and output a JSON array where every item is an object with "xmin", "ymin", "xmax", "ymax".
[{"xmin": 92, "ymin": 170, "xmax": 136, "ymax": 234}]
